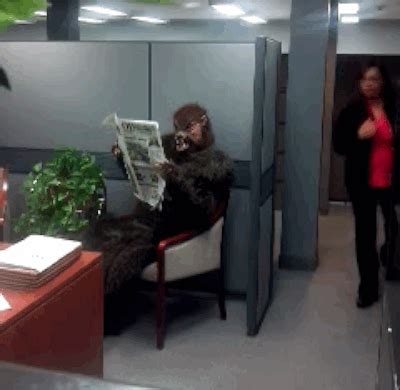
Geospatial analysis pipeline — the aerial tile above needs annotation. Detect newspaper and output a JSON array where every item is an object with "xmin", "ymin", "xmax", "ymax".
[{"xmin": 103, "ymin": 113, "xmax": 167, "ymax": 209}]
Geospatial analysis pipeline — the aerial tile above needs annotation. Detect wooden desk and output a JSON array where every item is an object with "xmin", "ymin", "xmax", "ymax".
[{"xmin": 0, "ymin": 245, "xmax": 103, "ymax": 377}]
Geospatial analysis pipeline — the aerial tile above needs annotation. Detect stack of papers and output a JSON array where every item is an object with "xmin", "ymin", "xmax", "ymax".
[
  {"xmin": 0, "ymin": 294, "xmax": 11, "ymax": 311},
  {"xmin": 0, "ymin": 235, "xmax": 82, "ymax": 290}
]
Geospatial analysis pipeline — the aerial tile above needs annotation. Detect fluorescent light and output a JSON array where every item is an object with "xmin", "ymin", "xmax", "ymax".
[
  {"xmin": 131, "ymin": 16, "xmax": 167, "ymax": 24},
  {"xmin": 212, "ymin": 4, "xmax": 245, "ymax": 17},
  {"xmin": 184, "ymin": 2, "xmax": 201, "ymax": 8},
  {"xmin": 340, "ymin": 15, "xmax": 359, "ymax": 23},
  {"xmin": 338, "ymin": 3, "xmax": 359, "ymax": 16},
  {"xmin": 81, "ymin": 6, "xmax": 127, "ymax": 17},
  {"xmin": 79, "ymin": 17, "xmax": 106, "ymax": 24},
  {"xmin": 34, "ymin": 10, "xmax": 47, "ymax": 17},
  {"xmin": 241, "ymin": 15, "xmax": 268, "ymax": 24},
  {"xmin": 15, "ymin": 20, "xmax": 34, "ymax": 24}
]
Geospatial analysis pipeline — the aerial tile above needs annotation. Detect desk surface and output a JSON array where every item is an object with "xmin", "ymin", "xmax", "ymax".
[{"xmin": 0, "ymin": 243, "xmax": 102, "ymax": 332}]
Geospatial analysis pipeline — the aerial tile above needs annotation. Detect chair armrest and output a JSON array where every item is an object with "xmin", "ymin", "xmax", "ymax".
[{"xmin": 156, "ymin": 230, "xmax": 198, "ymax": 259}]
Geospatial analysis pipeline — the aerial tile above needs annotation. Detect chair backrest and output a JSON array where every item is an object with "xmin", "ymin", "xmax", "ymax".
[
  {"xmin": 159, "ymin": 216, "xmax": 225, "ymax": 281},
  {"xmin": 142, "ymin": 193, "xmax": 230, "ymax": 282},
  {"xmin": 162, "ymin": 195, "xmax": 230, "ymax": 281}
]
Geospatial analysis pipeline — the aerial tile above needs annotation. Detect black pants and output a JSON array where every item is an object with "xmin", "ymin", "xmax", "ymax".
[{"xmin": 351, "ymin": 188, "xmax": 398, "ymax": 299}]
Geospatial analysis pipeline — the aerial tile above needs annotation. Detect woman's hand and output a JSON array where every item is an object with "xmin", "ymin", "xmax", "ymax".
[{"xmin": 358, "ymin": 119, "xmax": 376, "ymax": 140}]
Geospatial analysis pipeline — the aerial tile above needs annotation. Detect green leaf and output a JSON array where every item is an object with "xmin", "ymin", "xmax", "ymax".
[
  {"xmin": 32, "ymin": 162, "xmax": 43, "ymax": 174},
  {"xmin": 48, "ymin": 178, "xmax": 61, "ymax": 186},
  {"xmin": 57, "ymin": 193, "xmax": 68, "ymax": 202}
]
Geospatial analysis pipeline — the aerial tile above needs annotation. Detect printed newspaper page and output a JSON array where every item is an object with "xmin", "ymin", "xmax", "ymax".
[{"xmin": 103, "ymin": 113, "xmax": 166, "ymax": 209}]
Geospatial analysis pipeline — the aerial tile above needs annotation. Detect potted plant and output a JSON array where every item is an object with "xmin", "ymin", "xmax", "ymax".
[{"xmin": 14, "ymin": 148, "xmax": 106, "ymax": 246}]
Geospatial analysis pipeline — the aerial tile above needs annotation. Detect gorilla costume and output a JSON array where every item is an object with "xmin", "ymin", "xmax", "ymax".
[{"xmin": 96, "ymin": 104, "xmax": 234, "ymax": 330}]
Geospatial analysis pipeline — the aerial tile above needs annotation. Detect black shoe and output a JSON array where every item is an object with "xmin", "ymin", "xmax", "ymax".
[
  {"xmin": 356, "ymin": 294, "xmax": 379, "ymax": 309},
  {"xmin": 386, "ymin": 268, "xmax": 400, "ymax": 281}
]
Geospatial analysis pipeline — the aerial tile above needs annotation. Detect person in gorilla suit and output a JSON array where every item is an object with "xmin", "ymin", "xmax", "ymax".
[{"xmin": 97, "ymin": 104, "xmax": 234, "ymax": 333}]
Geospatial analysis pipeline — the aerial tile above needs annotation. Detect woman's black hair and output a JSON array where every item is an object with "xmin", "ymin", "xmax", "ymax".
[{"xmin": 357, "ymin": 61, "xmax": 396, "ymax": 116}]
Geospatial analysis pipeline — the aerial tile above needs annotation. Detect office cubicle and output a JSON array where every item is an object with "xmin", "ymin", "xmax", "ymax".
[{"xmin": 0, "ymin": 37, "xmax": 281, "ymax": 335}]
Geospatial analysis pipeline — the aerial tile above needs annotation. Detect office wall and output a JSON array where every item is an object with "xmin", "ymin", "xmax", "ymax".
[
  {"xmin": 0, "ymin": 22, "xmax": 46, "ymax": 41},
  {"xmin": 338, "ymin": 21, "xmax": 400, "ymax": 55},
  {"xmin": 0, "ymin": 42, "xmax": 149, "ymax": 150},
  {"xmin": 0, "ymin": 20, "xmax": 290, "ymax": 52},
  {"xmin": 2, "ymin": 20, "xmax": 400, "ymax": 55}
]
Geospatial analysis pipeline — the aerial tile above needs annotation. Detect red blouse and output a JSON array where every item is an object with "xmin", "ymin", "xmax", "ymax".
[{"xmin": 368, "ymin": 108, "xmax": 394, "ymax": 189}]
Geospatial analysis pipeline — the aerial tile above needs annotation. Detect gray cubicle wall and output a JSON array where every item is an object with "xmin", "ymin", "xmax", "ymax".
[
  {"xmin": 258, "ymin": 40, "xmax": 281, "ymax": 324},
  {"xmin": 247, "ymin": 39, "xmax": 281, "ymax": 335},
  {"xmin": 0, "ymin": 42, "xmax": 150, "ymax": 220}
]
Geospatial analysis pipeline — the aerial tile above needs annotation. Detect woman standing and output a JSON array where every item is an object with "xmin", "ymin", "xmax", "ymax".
[{"xmin": 333, "ymin": 63, "xmax": 399, "ymax": 308}]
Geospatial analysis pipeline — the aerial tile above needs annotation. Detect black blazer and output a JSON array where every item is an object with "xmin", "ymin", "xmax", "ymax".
[{"xmin": 333, "ymin": 97, "xmax": 399, "ymax": 198}]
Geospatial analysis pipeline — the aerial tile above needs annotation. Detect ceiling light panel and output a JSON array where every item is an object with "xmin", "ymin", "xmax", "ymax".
[
  {"xmin": 241, "ymin": 15, "xmax": 267, "ymax": 24},
  {"xmin": 81, "ymin": 6, "xmax": 127, "ymax": 17},
  {"xmin": 340, "ymin": 15, "xmax": 359, "ymax": 23},
  {"xmin": 212, "ymin": 4, "xmax": 245, "ymax": 17},
  {"xmin": 15, "ymin": 20, "xmax": 34, "ymax": 24},
  {"xmin": 338, "ymin": 3, "xmax": 360, "ymax": 16},
  {"xmin": 131, "ymin": 16, "xmax": 168, "ymax": 24},
  {"xmin": 79, "ymin": 17, "xmax": 106, "ymax": 24},
  {"xmin": 183, "ymin": 1, "xmax": 202, "ymax": 8}
]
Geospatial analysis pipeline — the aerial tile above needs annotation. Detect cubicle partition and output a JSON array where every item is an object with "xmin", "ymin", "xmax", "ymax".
[
  {"xmin": 247, "ymin": 39, "xmax": 281, "ymax": 335},
  {"xmin": 0, "ymin": 37, "xmax": 281, "ymax": 335}
]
